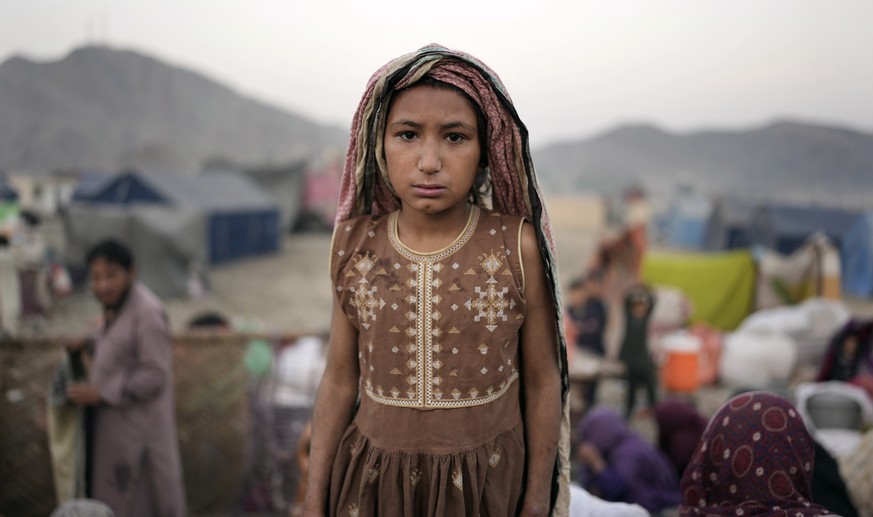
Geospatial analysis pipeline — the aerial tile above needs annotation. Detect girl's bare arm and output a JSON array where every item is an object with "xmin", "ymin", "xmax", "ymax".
[
  {"xmin": 302, "ymin": 296, "xmax": 360, "ymax": 515},
  {"xmin": 518, "ymin": 222, "xmax": 563, "ymax": 517}
]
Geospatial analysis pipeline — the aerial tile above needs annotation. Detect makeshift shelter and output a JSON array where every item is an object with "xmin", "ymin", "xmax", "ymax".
[
  {"xmin": 658, "ymin": 188, "xmax": 712, "ymax": 250},
  {"xmin": 71, "ymin": 171, "xmax": 112, "ymax": 202},
  {"xmin": 0, "ymin": 182, "xmax": 18, "ymax": 201},
  {"xmin": 203, "ymin": 162, "xmax": 306, "ymax": 233},
  {"xmin": 749, "ymin": 204, "xmax": 860, "ymax": 255},
  {"xmin": 85, "ymin": 170, "xmax": 279, "ymax": 264},
  {"xmin": 65, "ymin": 170, "xmax": 280, "ymax": 298},
  {"xmin": 705, "ymin": 197, "xmax": 756, "ymax": 251},
  {"xmin": 755, "ymin": 232, "xmax": 841, "ymax": 309},
  {"xmin": 642, "ymin": 250, "xmax": 756, "ymax": 331},
  {"xmin": 63, "ymin": 204, "xmax": 204, "ymax": 298},
  {"xmin": 842, "ymin": 213, "xmax": 873, "ymax": 298},
  {"xmin": 7, "ymin": 172, "xmax": 79, "ymax": 217}
]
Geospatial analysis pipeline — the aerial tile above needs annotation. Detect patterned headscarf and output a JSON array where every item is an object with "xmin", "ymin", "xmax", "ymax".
[
  {"xmin": 335, "ymin": 43, "xmax": 570, "ymax": 514},
  {"xmin": 679, "ymin": 392, "xmax": 835, "ymax": 517}
]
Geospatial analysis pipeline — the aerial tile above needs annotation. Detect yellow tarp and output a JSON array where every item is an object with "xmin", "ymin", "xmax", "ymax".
[{"xmin": 642, "ymin": 250, "xmax": 756, "ymax": 331}]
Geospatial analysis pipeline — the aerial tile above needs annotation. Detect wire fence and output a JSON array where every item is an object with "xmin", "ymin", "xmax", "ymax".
[{"xmin": 0, "ymin": 332, "xmax": 318, "ymax": 517}]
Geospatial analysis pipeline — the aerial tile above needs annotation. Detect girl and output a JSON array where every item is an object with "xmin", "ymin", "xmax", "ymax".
[{"xmin": 303, "ymin": 45, "xmax": 570, "ymax": 516}]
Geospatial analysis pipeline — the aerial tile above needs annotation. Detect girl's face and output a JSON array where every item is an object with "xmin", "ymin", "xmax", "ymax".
[{"xmin": 384, "ymin": 84, "xmax": 481, "ymax": 218}]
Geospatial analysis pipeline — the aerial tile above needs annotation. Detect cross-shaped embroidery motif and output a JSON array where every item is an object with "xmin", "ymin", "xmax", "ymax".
[
  {"xmin": 468, "ymin": 251, "xmax": 511, "ymax": 332},
  {"xmin": 470, "ymin": 284, "xmax": 510, "ymax": 332}
]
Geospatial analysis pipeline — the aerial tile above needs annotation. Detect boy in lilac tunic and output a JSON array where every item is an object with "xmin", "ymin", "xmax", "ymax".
[{"xmin": 66, "ymin": 239, "xmax": 186, "ymax": 516}]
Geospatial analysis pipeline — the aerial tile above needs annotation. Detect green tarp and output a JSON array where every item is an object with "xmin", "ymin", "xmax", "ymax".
[{"xmin": 642, "ymin": 249, "xmax": 756, "ymax": 330}]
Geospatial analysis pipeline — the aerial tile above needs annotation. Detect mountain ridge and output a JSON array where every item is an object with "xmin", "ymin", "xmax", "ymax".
[
  {"xmin": 532, "ymin": 118, "xmax": 873, "ymax": 206},
  {"xmin": 2, "ymin": 45, "xmax": 871, "ymax": 208},
  {"xmin": 0, "ymin": 45, "xmax": 348, "ymax": 172}
]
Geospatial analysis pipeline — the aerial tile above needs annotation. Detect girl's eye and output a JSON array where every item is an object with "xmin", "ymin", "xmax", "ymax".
[
  {"xmin": 447, "ymin": 133, "xmax": 466, "ymax": 143},
  {"xmin": 398, "ymin": 131, "xmax": 417, "ymax": 141}
]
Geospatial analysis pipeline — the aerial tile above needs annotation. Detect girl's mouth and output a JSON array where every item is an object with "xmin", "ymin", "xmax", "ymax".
[{"xmin": 412, "ymin": 184, "xmax": 446, "ymax": 197}]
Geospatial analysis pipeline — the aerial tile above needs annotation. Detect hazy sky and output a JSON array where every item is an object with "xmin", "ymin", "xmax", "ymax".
[{"xmin": 2, "ymin": 0, "xmax": 872, "ymax": 146}]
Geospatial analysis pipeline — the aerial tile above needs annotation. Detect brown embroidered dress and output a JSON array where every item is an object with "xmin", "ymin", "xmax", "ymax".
[{"xmin": 328, "ymin": 205, "xmax": 529, "ymax": 517}]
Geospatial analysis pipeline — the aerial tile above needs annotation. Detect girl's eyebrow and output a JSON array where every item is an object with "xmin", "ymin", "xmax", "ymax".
[{"xmin": 390, "ymin": 120, "xmax": 476, "ymax": 132}]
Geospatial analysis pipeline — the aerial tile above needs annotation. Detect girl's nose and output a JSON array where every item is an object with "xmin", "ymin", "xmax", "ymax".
[{"xmin": 417, "ymin": 140, "xmax": 441, "ymax": 174}]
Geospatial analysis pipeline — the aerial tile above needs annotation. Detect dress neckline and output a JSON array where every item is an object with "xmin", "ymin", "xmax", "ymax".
[{"xmin": 389, "ymin": 205, "xmax": 480, "ymax": 262}]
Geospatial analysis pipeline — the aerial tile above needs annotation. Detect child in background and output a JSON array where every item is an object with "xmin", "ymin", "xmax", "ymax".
[
  {"xmin": 619, "ymin": 284, "xmax": 657, "ymax": 419},
  {"xmin": 566, "ymin": 273, "xmax": 607, "ymax": 408}
]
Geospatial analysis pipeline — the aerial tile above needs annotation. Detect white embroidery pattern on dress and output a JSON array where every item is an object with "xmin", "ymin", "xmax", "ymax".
[
  {"xmin": 361, "ymin": 207, "xmax": 521, "ymax": 409},
  {"xmin": 348, "ymin": 252, "xmax": 385, "ymax": 329},
  {"xmin": 467, "ymin": 251, "xmax": 512, "ymax": 332}
]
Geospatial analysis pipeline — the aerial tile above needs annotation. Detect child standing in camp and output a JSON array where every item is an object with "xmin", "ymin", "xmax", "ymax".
[
  {"xmin": 619, "ymin": 284, "xmax": 657, "ymax": 419},
  {"xmin": 303, "ymin": 45, "xmax": 570, "ymax": 516}
]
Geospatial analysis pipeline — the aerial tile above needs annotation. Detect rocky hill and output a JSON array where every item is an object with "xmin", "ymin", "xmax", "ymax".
[
  {"xmin": 0, "ymin": 45, "xmax": 348, "ymax": 172},
  {"xmin": 533, "ymin": 120, "xmax": 873, "ymax": 207}
]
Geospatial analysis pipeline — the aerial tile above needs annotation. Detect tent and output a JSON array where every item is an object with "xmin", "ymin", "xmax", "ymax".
[
  {"xmin": 659, "ymin": 190, "xmax": 713, "ymax": 250},
  {"xmin": 0, "ymin": 182, "xmax": 18, "ymax": 201},
  {"xmin": 755, "ymin": 233, "xmax": 842, "ymax": 309},
  {"xmin": 642, "ymin": 250, "xmax": 756, "ymax": 331},
  {"xmin": 63, "ymin": 204, "xmax": 203, "ymax": 299},
  {"xmin": 750, "ymin": 204, "xmax": 860, "ymax": 255},
  {"xmin": 83, "ymin": 170, "xmax": 280, "ymax": 264},
  {"xmin": 71, "ymin": 171, "xmax": 112, "ymax": 202},
  {"xmin": 842, "ymin": 213, "xmax": 873, "ymax": 298},
  {"xmin": 65, "ymin": 170, "xmax": 280, "ymax": 298},
  {"xmin": 202, "ymin": 162, "xmax": 306, "ymax": 233},
  {"xmin": 705, "ymin": 197, "xmax": 756, "ymax": 251}
]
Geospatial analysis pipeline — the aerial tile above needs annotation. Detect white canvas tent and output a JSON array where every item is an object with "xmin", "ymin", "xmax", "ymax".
[{"xmin": 63, "ymin": 204, "xmax": 204, "ymax": 299}]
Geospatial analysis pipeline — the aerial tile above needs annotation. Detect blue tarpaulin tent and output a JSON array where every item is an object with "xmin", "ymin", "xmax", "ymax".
[
  {"xmin": 750, "ymin": 204, "xmax": 860, "ymax": 255},
  {"xmin": 705, "ymin": 197, "xmax": 755, "ymax": 251},
  {"xmin": 0, "ymin": 182, "xmax": 18, "ymax": 201},
  {"xmin": 71, "ymin": 171, "xmax": 112, "ymax": 201},
  {"xmin": 659, "ymin": 188, "xmax": 713, "ymax": 250},
  {"xmin": 79, "ymin": 170, "xmax": 280, "ymax": 265},
  {"xmin": 842, "ymin": 213, "xmax": 873, "ymax": 298}
]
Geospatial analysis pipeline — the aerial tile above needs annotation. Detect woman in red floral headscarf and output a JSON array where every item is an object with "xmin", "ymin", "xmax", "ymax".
[{"xmin": 679, "ymin": 392, "xmax": 836, "ymax": 517}]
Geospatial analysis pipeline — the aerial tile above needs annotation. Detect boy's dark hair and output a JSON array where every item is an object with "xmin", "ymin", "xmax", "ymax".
[
  {"xmin": 188, "ymin": 311, "xmax": 230, "ymax": 329},
  {"xmin": 86, "ymin": 239, "xmax": 134, "ymax": 271}
]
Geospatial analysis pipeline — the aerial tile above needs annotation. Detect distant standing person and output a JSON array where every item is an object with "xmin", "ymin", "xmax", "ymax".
[
  {"xmin": 65, "ymin": 239, "xmax": 186, "ymax": 516},
  {"xmin": 619, "ymin": 284, "xmax": 657, "ymax": 419},
  {"xmin": 566, "ymin": 272, "xmax": 607, "ymax": 407}
]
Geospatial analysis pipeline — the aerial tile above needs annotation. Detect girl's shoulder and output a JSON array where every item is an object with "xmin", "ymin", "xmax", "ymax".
[
  {"xmin": 329, "ymin": 212, "xmax": 394, "ymax": 278},
  {"xmin": 476, "ymin": 208, "xmax": 528, "ymax": 236},
  {"xmin": 332, "ymin": 212, "xmax": 393, "ymax": 246}
]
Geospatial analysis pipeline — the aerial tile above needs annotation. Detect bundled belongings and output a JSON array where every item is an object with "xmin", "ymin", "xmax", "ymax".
[{"xmin": 739, "ymin": 298, "xmax": 851, "ymax": 368}]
